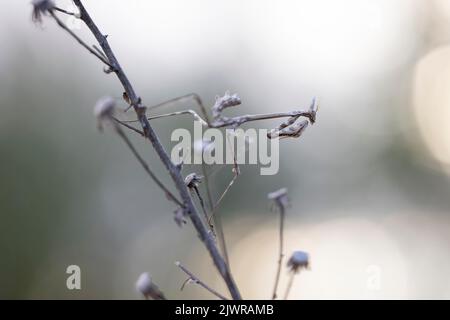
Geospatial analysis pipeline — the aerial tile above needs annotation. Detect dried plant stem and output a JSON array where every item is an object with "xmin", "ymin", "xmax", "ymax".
[
  {"xmin": 71, "ymin": 0, "xmax": 241, "ymax": 299},
  {"xmin": 53, "ymin": 7, "xmax": 77, "ymax": 16},
  {"xmin": 148, "ymin": 93, "xmax": 211, "ymax": 124},
  {"xmin": 49, "ymin": 11, "xmax": 114, "ymax": 69},
  {"xmin": 212, "ymin": 109, "xmax": 316, "ymax": 128},
  {"xmin": 113, "ymin": 125, "xmax": 182, "ymax": 206},
  {"xmin": 176, "ymin": 261, "xmax": 228, "ymax": 300},
  {"xmin": 284, "ymin": 272, "xmax": 296, "ymax": 300},
  {"xmin": 207, "ymin": 135, "xmax": 240, "ymax": 226},
  {"xmin": 192, "ymin": 185, "xmax": 215, "ymax": 234},
  {"xmin": 272, "ymin": 206, "xmax": 285, "ymax": 300},
  {"xmin": 146, "ymin": 110, "xmax": 207, "ymax": 126},
  {"xmin": 201, "ymin": 163, "xmax": 230, "ymax": 267},
  {"xmin": 113, "ymin": 117, "xmax": 144, "ymax": 136},
  {"xmin": 207, "ymin": 173, "xmax": 238, "ymax": 225}
]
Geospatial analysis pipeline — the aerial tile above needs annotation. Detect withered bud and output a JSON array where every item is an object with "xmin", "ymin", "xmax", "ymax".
[
  {"xmin": 279, "ymin": 119, "xmax": 309, "ymax": 139},
  {"xmin": 94, "ymin": 96, "xmax": 116, "ymax": 131},
  {"xmin": 122, "ymin": 91, "xmax": 131, "ymax": 105},
  {"xmin": 287, "ymin": 251, "xmax": 310, "ymax": 273},
  {"xmin": 308, "ymin": 98, "xmax": 319, "ymax": 124},
  {"xmin": 268, "ymin": 119, "xmax": 309, "ymax": 139},
  {"xmin": 32, "ymin": 0, "xmax": 55, "ymax": 23},
  {"xmin": 135, "ymin": 272, "xmax": 166, "ymax": 300},
  {"xmin": 173, "ymin": 207, "xmax": 187, "ymax": 228},
  {"xmin": 212, "ymin": 91, "xmax": 241, "ymax": 119},
  {"xmin": 184, "ymin": 173, "xmax": 203, "ymax": 189},
  {"xmin": 268, "ymin": 188, "xmax": 290, "ymax": 209},
  {"xmin": 194, "ymin": 139, "xmax": 214, "ymax": 155},
  {"xmin": 278, "ymin": 116, "xmax": 299, "ymax": 130}
]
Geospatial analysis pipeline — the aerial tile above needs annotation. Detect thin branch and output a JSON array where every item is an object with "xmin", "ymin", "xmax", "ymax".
[
  {"xmin": 176, "ymin": 261, "xmax": 228, "ymax": 300},
  {"xmin": 211, "ymin": 109, "xmax": 316, "ymax": 129},
  {"xmin": 113, "ymin": 117, "xmax": 144, "ymax": 136},
  {"xmin": 268, "ymin": 189, "xmax": 290, "ymax": 300},
  {"xmin": 201, "ymin": 163, "xmax": 215, "ymax": 226},
  {"xmin": 122, "ymin": 110, "xmax": 208, "ymax": 127},
  {"xmin": 147, "ymin": 93, "xmax": 211, "ymax": 125},
  {"xmin": 49, "ymin": 10, "xmax": 114, "ymax": 69},
  {"xmin": 284, "ymin": 272, "xmax": 296, "ymax": 300},
  {"xmin": 53, "ymin": 7, "xmax": 77, "ymax": 16},
  {"xmin": 207, "ymin": 173, "xmax": 238, "ymax": 226},
  {"xmin": 180, "ymin": 278, "xmax": 191, "ymax": 291},
  {"xmin": 113, "ymin": 125, "xmax": 183, "ymax": 207},
  {"xmin": 272, "ymin": 206, "xmax": 285, "ymax": 300},
  {"xmin": 93, "ymin": 44, "xmax": 108, "ymax": 61},
  {"xmin": 192, "ymin": 185, "xmax": 215, "ymax": 234},
  {"xmin": 201, "ymin": 163, "xmax": 231, "ymax": 269},
  {"xmin": 207, "ymin": 134, "xmax": 240, "ymax": 228},
  {"xmin": 71, "ymin": 0, "xmax": 241, "ymax": 299}
]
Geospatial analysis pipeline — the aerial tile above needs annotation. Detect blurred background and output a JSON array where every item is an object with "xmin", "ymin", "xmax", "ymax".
[{"xmin": 1, "ymin": 0, "xmax": 450, "ymax": 299}]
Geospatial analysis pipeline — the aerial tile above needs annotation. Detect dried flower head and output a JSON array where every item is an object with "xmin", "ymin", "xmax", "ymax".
[
  {"xmin": 193, "ymin": 139, "xmax": 215, "ymax": 155},
  {"xmin": 135, "ymin": 272, "xmax": 166, "ymax": 300},
  {"xmin": 268, "ymin": 118, "xmax": 309, "ymax": 139},
  {"xmin": 173, "ymin": 207, "xmax": 187, "ymax": 228},
  {"xmin": 184, "ymin": 173, "xmax": 202, "ymax": 189},
  {"xmin": 212, "ymin": 91, "xmax": 241, "ymax": 119},
  {"xmin": 308, "ymin": 97, "xmax": 319, "ymax": 124},
  {"xmin": 32, "ymin": 0, "xmax": 54, "ymax": 23},
  {"xmin": 122, "ymin": 91, "xmax": 131, "ymax": 105},
  {"xmin": 94, "ymin": 96, "xmax": 116, "ymax": 131},
  {"xmin": 280, "ymin": 119, "xmax": 309, "ymax": 139},
  {"xmin": 268, "ymin": 188, "xmax": 290, "ymax": 210},
  {"xmin": 287, "ymin": 251, "xmax": 310, "ymax": 273}
]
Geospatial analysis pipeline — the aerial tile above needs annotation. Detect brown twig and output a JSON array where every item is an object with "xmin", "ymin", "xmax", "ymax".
[{"xmin": 176, "ymin": 261, "xmax": 228, "ymax": 300}]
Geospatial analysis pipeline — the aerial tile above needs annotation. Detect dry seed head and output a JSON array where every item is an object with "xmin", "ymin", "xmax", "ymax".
[
  {"xmin": 135, "ymin": 272, "xmax": 166, "ymax": 300},
  {"xmin": 279, "ymin": 119, "xmax": 309, "ymax": 139},
  {"xmin": 173, "ymin": 207, "xmax": 187, "ymax": 228},
  {"xmin": 94, "ymin": 96, "xmax": 116, "ymax": 119},
  {"xmin": 184, "ymin": 173, "xmax": 203, "ymax": 189},
  {"xmin": 268, "ymin": 188, "xmax": 290, "ymax": 210},
  {"xmin": 268, "ymin": 119, "xmax": 309, "ymax": 139},
  {"xmin": 287, "ymin": 251, "xmax": 310, "ymax": 273},
  {"xmin": 32, "ymin": 0, "xmax": 55, "ymax": 23},
  {"xmin": 212, "ymin": 91, "xmax": 241, "ymax": 119},
  {"xmin": 94, "ymin": 96, "xmax": 116, "ymax": 131},
  {"xmin": 308, "ymin": 98, "xmax": 319, "ymax": 124}
]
